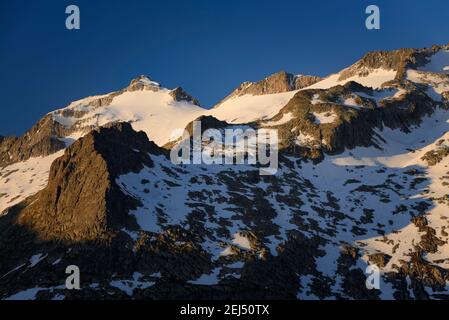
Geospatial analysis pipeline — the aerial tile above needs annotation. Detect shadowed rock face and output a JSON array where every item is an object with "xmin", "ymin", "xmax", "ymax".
[
  {"xmin": 184, "ymin": 115, "xmax": 230, "ymax": 135},
  {"xmin": 0, "ymin": 118, "xmax": 445, "ymax": 300},
  {"xmin": 12, "ymin": 122, "xmax": 160, "ymax": 242},
  {"xmin": 0, "ymin": 115, "xmax": 67, "ymax": 167},
  {"xmin": 0, "ymin": 122, "xmax": 328, "ymax": 300},
  {"xmin": 1, "ymin": 44, "xmax": 449, "ymax": 300},
  {"xmin": 169, "ymin": 87, "xmax": 201, "ymax": 106}
]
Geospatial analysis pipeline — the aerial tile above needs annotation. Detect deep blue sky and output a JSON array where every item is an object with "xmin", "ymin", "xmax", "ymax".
[{"xmin": 0, "ymin": 0, "xmax": 448, "ymax": 136}]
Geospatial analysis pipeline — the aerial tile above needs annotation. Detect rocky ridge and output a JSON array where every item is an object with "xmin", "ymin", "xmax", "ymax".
[{"xmin": 1, "ymin": 44, "xmax": 449, "ymax": 300}]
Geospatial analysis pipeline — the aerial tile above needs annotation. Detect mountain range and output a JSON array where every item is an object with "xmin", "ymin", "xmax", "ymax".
[{"xmin": 1, "ymin": 43, "xmax": 449, "ymax": 300}]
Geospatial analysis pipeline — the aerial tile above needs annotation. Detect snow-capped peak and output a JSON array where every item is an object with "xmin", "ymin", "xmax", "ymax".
[{"xmin": 128, "ymin": 75, "xmax": 161, "ymax": 90}]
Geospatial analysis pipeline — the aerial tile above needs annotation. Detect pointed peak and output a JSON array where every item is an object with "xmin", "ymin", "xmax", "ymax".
[
  {"xmin": 128, "ymin": 75, "xmax": 161, "ymax": 91},
  {"xmin": 169, "ymin": 87, "xmax": 201, "ymax": 106}
]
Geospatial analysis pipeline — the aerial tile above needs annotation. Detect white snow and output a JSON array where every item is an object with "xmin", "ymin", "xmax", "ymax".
[
  {"xmin": 312, "ymin": 111, "xmax": 337, "ymax": 125},
  {"xmin": 305, "ymin": 68, "xmax": 397, "ymax": 90},
  {"xmin": 29, "ymin": 253, "xmax": 47, "ymax": 268},
  {"xmin": 54, "ymin": 89, "xmax": 205, "ymax": 146},
  {"xmin": 296, "ymin": 132, "xmax": 317, "ymax": 146},
  {"xmin": 136, "ymin": 77, "xmax": 160, "ymax": 87},
  {"xmin": 4, "ymin": 287, "xmax": 46, "ymax": 300},
  {"xmin": 209, "ymin": 91, "xmax": 298, "ymax": 124},
  {"xmin": 311, "ymin": 94, "xmax": 325, "ymax": 105},
  {"xmin": 342, "ymin": 96, "xmax": 361, "ymax": 109},
  {"xmin": 418, "ymin": 49, "xmax": 449, "ymax": 74},
  {"xmin": 232, "ymin": 233, "xmax": 252, "ymax": 250},
  {"xmin": 301, "ymin": 106, "xmax": 449, "ymax": 273},
  {"xmin": 220, "ymin": 246, "xmax": 235, "ymax": 256},
  {"xmin": 188, "ymin": 267, "xmax": 221, "ymax": 285},
  {"xmin": 0, "ymin": 151, "xmax": 64, "ymax": 215},
  {"xmin": 407, "ymin": 69, "xmax": 449, "ymax": 102},
  {"xmin": 262, "ymin": 112, "xmax": 294, "ymax": 126},
  {"xmin": 109, "ymin": 272, "xmax": 155, "ymax": 296},
  {"xmin": 52, "ymin": 84, "xmax": 298, "ymax": 147},
  {"xmin": 4, "ymin": 285, "xmax": 65, "ymax": 300}
]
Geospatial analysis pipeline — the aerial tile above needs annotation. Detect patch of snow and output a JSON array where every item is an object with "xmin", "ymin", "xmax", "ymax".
[
  {"xmin": 29, "ymin": 253, "xmax": 47, "ymax": 268},
  {"xmin": 311, "ymin": 94, "xmax": 325, "ymax": 105},
  {"xmin": 210, "ymin": 91, "xmax": 298, "ymax": 124},
  {"xmin": 296, "ymin": 132, "xmax": 316, "ymax": 146},
  {"xmin": 232, "ymin": 233, "xmax": 252, "ymax": 250},
  {"xmin": 110, "ymin": 272, "xmax": 155, "ymax": 296},
  {"xmin": 305, "ymin": 68, "xmax": 397, "ymax": 90},
  {"xmin": 263, "ymin": 112, "xmax": 294, "ymax": 127},
  {"xmin": 188, "ymin": 267, "xmax": 221, "ymax": 285},
  {"xmin": 220, "ymin": 246, "xmax": 235, "ymax": 257},
  {"xmin": 342, "ymin": 96, "xmax": 361, "ymax": 109},
  {"xmin": 4, "ymin": 288, "xmax": 45, "ymax": 300},
  {"xmin": 0, "ymin": 151, "xmax": 64, "ymax": 215},
  {"xmin": 418, "ymin": 49, "xmax": 449, "ymax": 74},
  {"xmin": 4, "ymin": 285, "xmax": 65, "ymax": 300},
  {"xmin": 312, "ymin": 111, "xmax": 337, "ymax": 124},
  {"xmin": 407, "ymin": 69, "xmax": 449, "ymax": 102}
]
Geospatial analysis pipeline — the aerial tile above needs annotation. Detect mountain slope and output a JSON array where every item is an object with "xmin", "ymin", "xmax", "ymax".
[{"xmin": 1, "ymin": 43, "xmax": 449, "ymax": 300}]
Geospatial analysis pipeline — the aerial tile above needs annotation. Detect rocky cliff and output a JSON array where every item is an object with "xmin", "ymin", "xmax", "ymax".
[{"xmin": 1, "ymin": 44, "xmax": 449, "ymax": 300}]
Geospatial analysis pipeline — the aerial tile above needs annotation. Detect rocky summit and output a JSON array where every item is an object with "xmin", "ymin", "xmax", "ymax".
[{"xmin": 1, "ymin": 44, "xmax": 449, "ymax": 300}]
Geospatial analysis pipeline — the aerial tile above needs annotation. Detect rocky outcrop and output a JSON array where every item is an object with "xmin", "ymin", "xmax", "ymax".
[
  {"xmin": 422, "ymin": 146, "xmax": 449, "ymax": 166},
  {"xmin": 0, "ymin": 115, "xmax": 67, "ymax": 167},
  {"xmin": 9, "ymin": 122, "xmax": 161, "ymax": 242},
  {"xmin": 127, "ymin": 75, "xmax": 161, "ymax": 92},
  {"xmin": 162, "ymin": 115, "xmax": 230, "ymax": 149},
  {"xmin": 0, "ymin": 121, "xmax": 327, "ymax": 300},
  {"xmin": 264, "ymin": 80, "xmax": 436, "ymax": 161},
  {"xmin": 238, "ymin": 71, "xmax": 296, "ymax": 95},
  {"xmin": 185, "ymin": 115, "xmax": 229, "ymax": 135},
  {"xmin": 368, "ymin": 253, "xmax": 392, "ymax": 268},
  {"xmin": 295, "ymin": 75, "xmax": 323, "ymax": 89},
  {"xmin": 215, "ymin": 71, "xmax": 322, "ymax": 107},
  {"xmin": 339, "ymin": 45, "xmax": 448, "ymax": 82},
  {"xmin": 1, "ymin": 43, "xmax": 449, "ymax": 301},
  {"xmin": 442, "ymin": 91, "xmax": 449, "ymax": 102},
  {"xmin": 169, "ymin": 87, "xmax": 201, "ymax": 106}
]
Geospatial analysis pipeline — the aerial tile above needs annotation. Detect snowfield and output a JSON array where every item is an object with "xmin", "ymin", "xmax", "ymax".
[
  {"xmin": 0, "ymin": 151, "xmax": 64, "ymax": 215},
  {"xmin": 306, "ymin": 68, "xmax": 397, "ymax": 90},
  {"xmin": 3, "ymin": 45, "xmax": 449, "ymax": 299}
]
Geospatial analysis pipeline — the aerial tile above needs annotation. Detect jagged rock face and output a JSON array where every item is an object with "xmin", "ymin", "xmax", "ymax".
[
  {"xmin": 0, "ymin": 114, "xmax": 448, "ymax": 299},
  {"xmin": 2, "ymin": 44, "xmax": 449, "ymax": 300},
  {"xmin": 169, "ymin": 87, "xmax": 201, "ymax": 106},
  {"xmin": 184, "ymin": 115, "xmax": 229, "ymax": 135},
  {"xmin": 48, "ymin": 74, "xmax": 206, "ymax": 147},
  {"xmin": 442, "ymin": 91, "xmax": 449, "ymax": 101},
  {"xmin": 221, "ymin": 71, "xmax": 322, "ymax": 101},
  {"xmin": 295, "ymin": 75, "xmax": 323, "ymax": 89},
  {"xmin": 0, "ymin": 122, "xmax": 328, "ymax": 299},
  {"xmin": 11, "ymin": 123, "xmax": 158, "ymax": 242},
  {"xmin": 128, "ymin": 75, "xmax": 161, "ymax": 92},
  {"xmin": 242, "ymin": 71, "xmax": 296, "ymax": 95},
  {"xmin": 339, "ymin": 48, "xmax": 416, "ymax": 81},
  {"xmin": 0, "ymin": 115, "xmax": 66, "ymax": 167},
  {"xmin": 338, "ymin": 44, "xmax": 448, "ymax": 82},
  {"xmin": 259, "ymin": 80, "xmax": 437, "ymax": 160}
]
